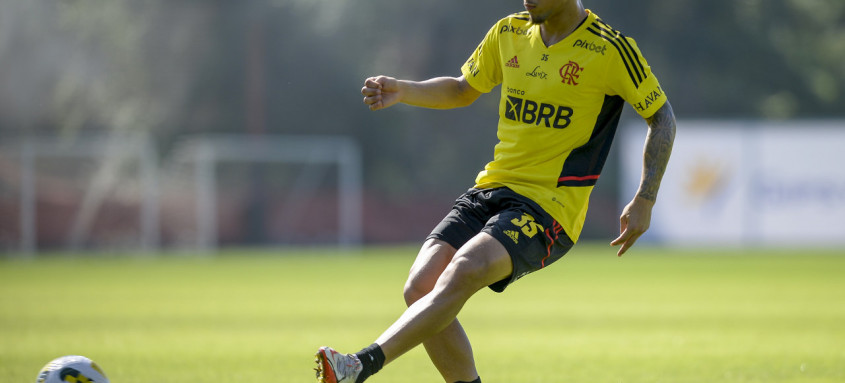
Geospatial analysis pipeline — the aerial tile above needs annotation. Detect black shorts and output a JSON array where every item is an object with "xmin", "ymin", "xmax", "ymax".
[{"xmin": 427, "ymin": 187, "xmax": 574, "ymax": 292}]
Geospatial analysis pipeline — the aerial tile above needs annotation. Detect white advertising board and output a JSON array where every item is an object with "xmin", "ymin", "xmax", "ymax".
[{"xmin": 620, "ymin": 121, "xmax": 845, "ymax": 246}]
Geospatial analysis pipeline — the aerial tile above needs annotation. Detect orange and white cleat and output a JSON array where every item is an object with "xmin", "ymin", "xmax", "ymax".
[{"xmin": 315, "ymin": 346, "xmax": 363, "ymax": 383}]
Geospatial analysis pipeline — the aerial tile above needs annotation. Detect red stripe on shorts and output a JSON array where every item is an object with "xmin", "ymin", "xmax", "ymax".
[{"xmin": 540, "ymin": 220, "xmax": 560, "ymax": 268}]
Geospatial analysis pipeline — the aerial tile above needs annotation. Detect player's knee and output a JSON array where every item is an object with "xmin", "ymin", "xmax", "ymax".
[
  {"xmin": 403, "ymin": 278, "xmax": 430, "ymax": 306},
  {"xmin": 404, "ymin": 239, "xmax": 456, "ymax": 306}
]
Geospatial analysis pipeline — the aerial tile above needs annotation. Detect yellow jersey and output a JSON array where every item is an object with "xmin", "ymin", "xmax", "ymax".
[{"xmin": 461, "ymin": 10, "xmax": 667, "ymax": 242}]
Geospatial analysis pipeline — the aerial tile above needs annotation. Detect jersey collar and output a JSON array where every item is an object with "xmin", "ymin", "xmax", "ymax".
[{"xmin": 532, "ymin": 9, "xmax": 594, "ymax": 49}]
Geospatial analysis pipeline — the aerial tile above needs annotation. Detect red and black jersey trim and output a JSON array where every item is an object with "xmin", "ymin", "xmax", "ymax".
[
  {"xmin": 557, "ymin": 95, "xmax": 624, "ymax": 187},
  {"xmin": 586, "ymin": 20, "xmax": 647, "ymax": 88}
]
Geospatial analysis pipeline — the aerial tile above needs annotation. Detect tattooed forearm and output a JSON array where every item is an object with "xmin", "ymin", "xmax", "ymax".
[{"xmin": 637, "ymin": 101, "xmax": 676, "ymax": 202}]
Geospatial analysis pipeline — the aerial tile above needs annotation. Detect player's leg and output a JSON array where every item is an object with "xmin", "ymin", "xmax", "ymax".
[
  {"xmin": 315, "ymin": 236, "xmax": 491, "ymax": 383},
  {"xmin": 404, "ymin": 239, "xmax": 479, "ymax": 382},
  {"xmin": 316, "ymin": 233, "xmax": 506, "ymax": 383},
  {"xmin": 375, "ymin": 232, "xmax": 512, "ymax": 365}
]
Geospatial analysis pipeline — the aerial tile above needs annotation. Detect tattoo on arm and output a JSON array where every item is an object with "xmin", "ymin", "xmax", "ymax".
[{"xmin": 638, "ymin": 101, "xmax": 676, "ymax": 202}]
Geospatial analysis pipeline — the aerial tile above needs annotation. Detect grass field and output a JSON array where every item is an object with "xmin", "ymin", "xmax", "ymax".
[{"xmin": 1, "ymin": 245, "xmax": 844, "ymax": 382}]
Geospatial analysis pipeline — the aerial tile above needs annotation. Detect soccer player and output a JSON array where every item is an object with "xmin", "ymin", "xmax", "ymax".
[{"xmin": 315, "ymin": 1, "xmax": 676, "ymax": 382}]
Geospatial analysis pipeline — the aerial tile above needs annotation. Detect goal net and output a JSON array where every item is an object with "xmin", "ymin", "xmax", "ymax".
[{"xmin": 1, "ymin": 134, "xmax": 362, "ymax": 255}]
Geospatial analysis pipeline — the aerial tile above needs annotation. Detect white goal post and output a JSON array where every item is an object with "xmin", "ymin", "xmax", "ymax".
[
  {"xmin": 5, "ymin": 134, "xmax": 363, "ymax": 255},
  {"xmin": 10, "ymin": 134, "xmax": 159, "ymax": 255},
  {"xmin": 172, "ymin": 135, "xmax": 363, "ymax": 252}
]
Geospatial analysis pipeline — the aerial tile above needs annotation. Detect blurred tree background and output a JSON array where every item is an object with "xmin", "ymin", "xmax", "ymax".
[{"xmin": 1, "ymin": 0, "xmax": 843, "ymax": 244}]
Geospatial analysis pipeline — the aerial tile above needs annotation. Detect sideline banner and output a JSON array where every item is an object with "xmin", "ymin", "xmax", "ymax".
[{"xmin": 620, "ymin": 121, "xmax": 845, "ymax": 246}]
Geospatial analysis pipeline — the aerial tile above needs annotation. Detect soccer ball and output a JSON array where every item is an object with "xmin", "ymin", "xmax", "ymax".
[{"xmin": 35, "ymin": 355, "xmax": 110, "ymax": 383}]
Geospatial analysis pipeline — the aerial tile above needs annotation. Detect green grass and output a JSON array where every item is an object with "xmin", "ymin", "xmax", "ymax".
[{"xmin": 1, "ymin": 245, "xmax": 844, "ymax": 382}]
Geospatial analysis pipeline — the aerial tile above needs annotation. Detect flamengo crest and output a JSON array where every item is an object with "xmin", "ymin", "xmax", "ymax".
[{"xmin": 559, "ymin": 61, "xmax": 583, "ymax": 85}]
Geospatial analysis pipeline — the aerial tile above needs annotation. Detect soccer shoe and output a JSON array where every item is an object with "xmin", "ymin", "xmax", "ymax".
[{"xmin": 315, "ymin": 346, "xmax": 363, "ymax": 383}]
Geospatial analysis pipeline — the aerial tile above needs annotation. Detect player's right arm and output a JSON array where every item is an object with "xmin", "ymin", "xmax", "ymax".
[{"xmin": 361, "ymin": 75, "xmax": 482, "ymax": 111}]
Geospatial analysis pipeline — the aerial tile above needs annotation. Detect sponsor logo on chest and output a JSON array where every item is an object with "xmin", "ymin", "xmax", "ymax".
[
  {"xmin": 573, "ymin": 39, "xmax": 607, "ymax": 55},
  {"xmin": 504, "ymin": 95, "xmax": 574, "ymax": 129}
]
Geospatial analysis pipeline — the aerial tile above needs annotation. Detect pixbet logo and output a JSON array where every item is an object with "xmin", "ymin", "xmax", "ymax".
[
  {"xmin": 573, "ymin": 39, "xmax": 607, "ymax": 55},
  {"xmin": 499, "ymin": 24, "xmax": 531, "ymax": 36}
]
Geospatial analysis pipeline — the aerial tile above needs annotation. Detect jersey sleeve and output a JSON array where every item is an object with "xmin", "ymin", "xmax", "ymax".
[
  {"xmin": 461, "ymin": 22, "xmax": 502, "ymax": 93},
  {"xmin": 606, "ymin": 36, "xmax": 667, "ymax": 118}
]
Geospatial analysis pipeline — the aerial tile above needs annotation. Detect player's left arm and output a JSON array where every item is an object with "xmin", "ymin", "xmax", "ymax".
[{"xmin": 611, "ymin": 101, "xmax": 676, "ymax": 256}]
